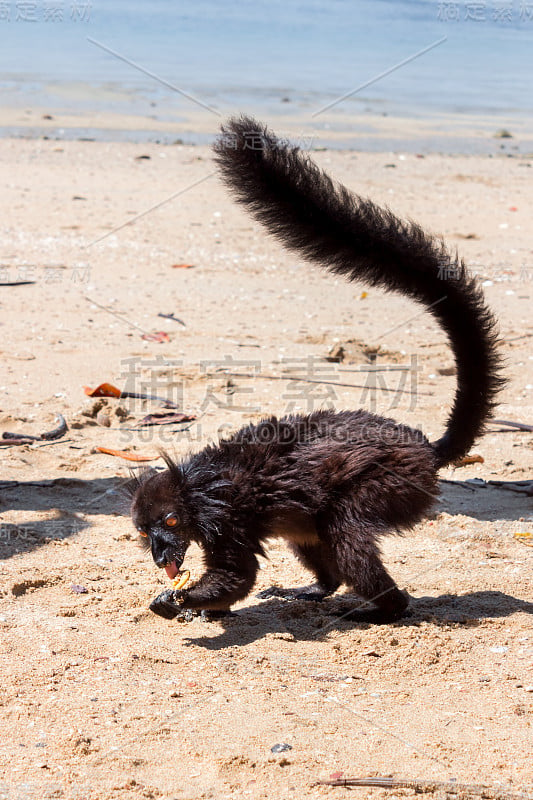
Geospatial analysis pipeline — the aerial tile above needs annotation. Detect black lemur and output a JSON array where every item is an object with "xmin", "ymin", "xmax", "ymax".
[{"xmin": 130, "ymin": 116, "xmax": 503, "ymax": 622}]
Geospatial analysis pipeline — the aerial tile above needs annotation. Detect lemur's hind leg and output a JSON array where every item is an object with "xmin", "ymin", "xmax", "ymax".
[
  {"xmin": 327, "ymin": 520, "xmax": 410, "ymax": 622},
  {"xmin": 257, "ymin": 541, "xmax": 341, "ymax": 602},
  {"xmin": 289, "ymin": 541, "xmax": 341, "ymax": 600}
]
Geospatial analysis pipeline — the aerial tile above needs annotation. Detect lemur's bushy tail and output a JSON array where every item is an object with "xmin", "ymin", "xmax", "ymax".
[{"xmin": 213, "ymin": 116, "xmax": 504, "ymax": 467}]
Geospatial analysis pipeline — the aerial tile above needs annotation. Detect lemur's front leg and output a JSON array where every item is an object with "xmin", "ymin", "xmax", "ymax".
[{"xmin": 150, "ymin": 548, "xmax": 259, "ymax": 619}]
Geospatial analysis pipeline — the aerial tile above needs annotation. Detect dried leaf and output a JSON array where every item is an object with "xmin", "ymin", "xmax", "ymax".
[
  {"xmin": 95, "ymin": 446, "xmax": 158, "ymax": 462},
  {"xmin": 82, "ymin": 383, "xmax": 179, "ymax": 409},
  {"xmin": 453, "ymin": 454, "xmax": 484, "ymax": 467},
  {"xmin": 84, "ymin": 383, "xmax": 122, "ymax": 399},
  {"xmin": 171, "ymin": 263, "xmax": 195, "ymax": 269}
]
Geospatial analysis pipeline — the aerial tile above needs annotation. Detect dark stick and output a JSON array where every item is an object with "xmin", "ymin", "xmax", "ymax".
[
  {"xmin": 0, "ymin": 281, "xmax": 37, "ymax": 287},
  {"xmin": 2, "ymin": 414, "xmax": 68, "ymax": 442},
  {"xmin": 338, "ymin": 366, "xmax": 414, "ymax": 373},
  {"xmin": 313, "ymin": 776, "xmax": 532, "ymax": 800},
  {"xmin": 214, "ymin": 371, "xmax": 431, "ymax": 397},
  {"xmin": 157, "ymin": 312, "xmax": 186, "ymax": 327},
  {"xmin": 34, "ymin": 438, "xmax": 73, "ymax": 448},
  {"xmin": 40, "ymin": 414, "xmax": 68, "ymax": 440}
]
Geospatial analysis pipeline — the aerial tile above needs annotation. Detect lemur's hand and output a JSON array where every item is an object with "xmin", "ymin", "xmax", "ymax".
[{"xmin": 149, "ymin": 588, "xmax": 186, "ymax": 619}]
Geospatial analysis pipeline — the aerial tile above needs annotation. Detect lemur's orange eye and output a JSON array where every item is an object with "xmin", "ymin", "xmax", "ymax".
[
  {"xmin": 138, "ymin": 530, "xmax": 148, "ymax": 538},
  {"xmin": 165, "ymin": 514, "xmax": 178, "ymax": 528}
]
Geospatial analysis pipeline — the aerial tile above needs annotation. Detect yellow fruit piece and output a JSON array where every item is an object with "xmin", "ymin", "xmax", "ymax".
[
  {"xmin": 172, "ymin": 570, "xmax": 191, "ymax": 590},
  {"xmin": 514, "ymin": 532, "xmax": 533, "ymax": 547}
]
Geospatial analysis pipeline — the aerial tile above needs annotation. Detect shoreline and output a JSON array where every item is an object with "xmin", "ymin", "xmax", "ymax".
[{"xmin": 1, "ymin": 104, "xmax": 532, "ymax": 154}]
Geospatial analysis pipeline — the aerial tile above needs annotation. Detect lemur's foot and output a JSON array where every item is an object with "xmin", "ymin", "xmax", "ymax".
[
  {"xmin": 333, "ymin": 590, "xmax": 411, "ymax": 624},
  {"xmin": 256, "ymin": 583, "xmax": 332, "ymax": 602}
]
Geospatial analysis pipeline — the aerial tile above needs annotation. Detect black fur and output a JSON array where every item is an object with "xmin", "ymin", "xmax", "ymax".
[{"xmin": 130, "ymin": 116, "xmax": 504, "ymax": 622}]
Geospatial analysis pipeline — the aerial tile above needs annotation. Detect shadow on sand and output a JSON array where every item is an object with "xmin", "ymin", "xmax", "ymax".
[
  {"xmin": 184, "ymin": 589, "xmax": 533, "ymax": 650},
  {"xmin": 0, "ymin": 476, "xmax": 128, "ymax": 559}
]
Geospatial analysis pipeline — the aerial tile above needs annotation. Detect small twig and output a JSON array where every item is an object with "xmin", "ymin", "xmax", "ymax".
[
  {"xmin": 487, "ymin": 429, "xmax": 531, "ymax": 434},
  {"xmin": 213, "ymin": 371, "xmax": 431, "ymax": 397},
  {"xmin": 157, "ymin": 312, "xmax": 186, "ymax": 327},
  {"xmin": 0, "ymin": 437, "xmax": 72, "ymax": 449},
  {"xmin": 226, "ymin": 340, "xmax": 262, "ymax": 348},
  {"xmin": 134, "ymin": 411, "xmax": 196, "ymax": 427},
  {"xmin": 338, "ymin": 366, "xmax": 413, "ymax": 373},
  {"xmin": 118, "ymin": 425, "xmax": 196, "ymax": 433},
  {"xmin": 0, "ymin": 280, "xmax": 37, "ymax": 287},
  {"xmin": 491, "ymin": 419, "xmax": 533, "ymax": 432},
  {"xmin": 83, "ymin": 295, "xmax": 152, "ymax": 335},
  {"xmin": 504, "ymin": 332, "xmax": 533, "ymax": 344},
  {"xmin": 313, "ymin": 776, "xmax": 532, "ymax": 800},
  {"xmin": 34, "ymin": 438, "xmax": 73, "ymax": 449}
]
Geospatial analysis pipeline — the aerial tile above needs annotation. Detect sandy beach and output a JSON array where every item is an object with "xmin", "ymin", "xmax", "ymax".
[{"xmin": 0, "ymin": 125, "xmax": 532, "ymax": 800}]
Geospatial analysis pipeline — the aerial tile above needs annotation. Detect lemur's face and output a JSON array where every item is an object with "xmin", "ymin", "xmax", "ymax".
[{"xmin": 131, "ymin": 471, "xmax": 191, "ymax": 579}]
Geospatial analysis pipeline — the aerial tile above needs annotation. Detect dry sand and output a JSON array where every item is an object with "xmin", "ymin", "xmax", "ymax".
[{"xmin": 0, "ymin": 132, "xmax": 532, "ymax": 800}]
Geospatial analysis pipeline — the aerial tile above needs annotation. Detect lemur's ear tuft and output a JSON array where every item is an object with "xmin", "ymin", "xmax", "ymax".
[
  {"xmin": 121, "ymin": 466, "xmax": 158, "ymax": 498},
  {"xmin": 158, "ymin": 450, "xmax": 186, "ymax": 486}
]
